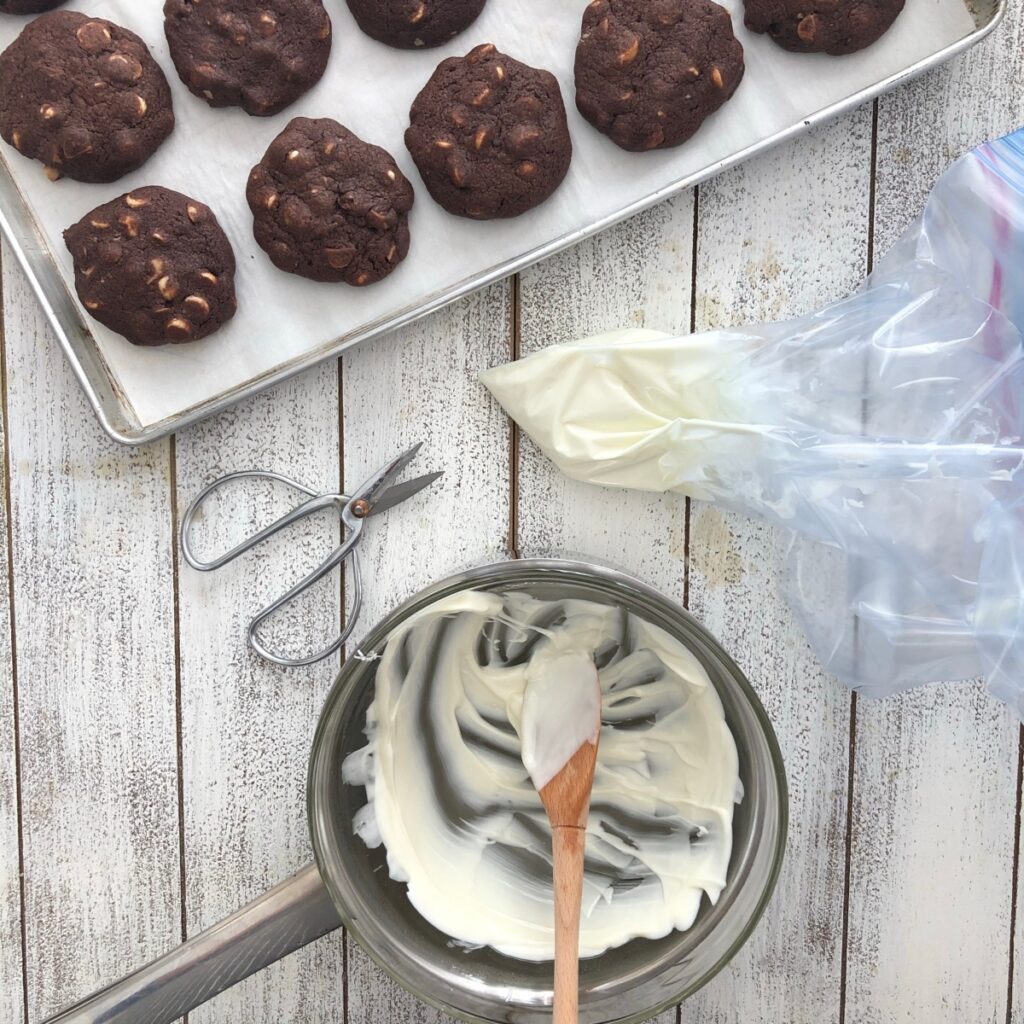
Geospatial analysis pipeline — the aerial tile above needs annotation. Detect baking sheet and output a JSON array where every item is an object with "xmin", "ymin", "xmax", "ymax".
[{"xmin": 0, "ymin": 0, "xmax": 978, "ymax": 431}]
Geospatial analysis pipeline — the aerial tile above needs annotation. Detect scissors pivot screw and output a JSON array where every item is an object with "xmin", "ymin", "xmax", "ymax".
[{"xmin": 351, "ymin": 499, "xmax": 371, "ymax": 519}]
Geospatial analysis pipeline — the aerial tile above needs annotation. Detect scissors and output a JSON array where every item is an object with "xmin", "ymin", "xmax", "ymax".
[{"xmin": 179, "ymin": 443, "xmax": 442, "ymax": 668}]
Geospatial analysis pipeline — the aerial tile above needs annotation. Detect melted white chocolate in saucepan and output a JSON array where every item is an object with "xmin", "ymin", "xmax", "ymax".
[{"xmin": 343, "ymin": 589, "xmax": 741, "ymax": 962}]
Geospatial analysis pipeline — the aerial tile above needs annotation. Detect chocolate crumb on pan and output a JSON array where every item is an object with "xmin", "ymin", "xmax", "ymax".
[
  {"xmin": 0, "ymin": 0, "xmax": 66, "ymax": 14},
  {"xmin": 574, "ymin": 0, "xmax": 744, "ymax": 152},
  {"xmin": 345, "ymin": 0, "xmax": 486, "ymax": 49},
  {"xmin": 0, "ymin": 11, "xmax": 175, "ymax": 183},
  {"xmin": 163, "ymin": 0, "xmax": 332, "ymax": 117},
  {"xmin": 405, "ymin": 43, "xmax": 572, "ymax": 220},
  {"xmin": 64, "ymin": 186, "xmax": 237, "ymax": 346},
  {"xmin": 247, "ymin": 116, "xmax": 414, "ymax": 285},
  {"xmin": 742, "ymin": 0, "xmax": 906, "ymax": 54}
]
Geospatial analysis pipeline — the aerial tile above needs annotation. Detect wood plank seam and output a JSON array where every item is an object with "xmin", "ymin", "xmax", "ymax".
[
  {"xmin": 508, "ymin": 274, "xmax": 521, "ymax": 561},
  {"xmin": 672, "ymin": 183, "xmax": 695, "ymax": 791},
  {"xmin": 838, "ymin": 97, "xmax": 879, "ymax": 1024},
  {"xmin": 682, "ymin": 183, "xmax": 699, "ymax": 614},
  {"xmin": 342, "ymin": 914, "xmax": 350, "ymax": 1024},
  {"xmin": 338, "ymin": 355, "xmax": 347, "ymax": 641},
  {"xmin": 688, "ymin": 185, "xmax": 700, "ymax": 336},
  {"xmin": 865, "ymin": 101, "xmax": 880, "ymax": 275},
  {"xmin": 837, "ymin": 692, "xmax": 859, "ymax": 1024},
  {"xmin": 338, "ymin": 355, "xmax": 350, "ymax": 1024},
  {"xmin": 1007, "ymin": 728, "xmax": 1023, "ymax": 1024},
  {"xmin": 685, "ymin": 178, "xmax": 700, "ymax": 610},
  {"xmin": 0, "ymin": 246, "xmax": 29, "ymax": 1024},
  {"xmin": 169, "ymin": 432, "xmax": 189, "ymax": 1024}
]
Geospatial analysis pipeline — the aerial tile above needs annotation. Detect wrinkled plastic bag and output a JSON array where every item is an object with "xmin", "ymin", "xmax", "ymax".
[{"xmin": 482, "ymin": 128, "xmax": 1024, "ymax": 718}]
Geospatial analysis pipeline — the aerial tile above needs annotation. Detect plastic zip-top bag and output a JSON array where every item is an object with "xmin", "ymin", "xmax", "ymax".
[{"xmin": 482, "ymin": 128, "xmax": 1024, "ymax": 718}]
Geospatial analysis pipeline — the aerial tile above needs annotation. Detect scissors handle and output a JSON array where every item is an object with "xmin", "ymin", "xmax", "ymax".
[
  {"xmin": 248, "ymin": 528, "xmax": 365, "ymax": 668},
  {"xmin": 180, "ymin": 471, "xmax": 346, "ymax": 572},
  {"xmin": 180, "ymin": 470, "xmax": 363, "ymax": 667}
]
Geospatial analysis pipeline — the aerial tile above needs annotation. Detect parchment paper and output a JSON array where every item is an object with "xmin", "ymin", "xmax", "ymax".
[{"xmin": 0, "ymin": 0, "xmax": 976, "ymax": 429}]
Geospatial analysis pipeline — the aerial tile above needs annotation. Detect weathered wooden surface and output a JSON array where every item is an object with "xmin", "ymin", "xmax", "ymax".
[{"xmin": 2, "ymin": 16, "xmax": 1024, "ymax": 1024}]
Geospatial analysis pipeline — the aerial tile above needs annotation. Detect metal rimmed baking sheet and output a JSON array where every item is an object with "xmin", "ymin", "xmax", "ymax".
[{"xmin": 0, "ymin": 0, "xmax": 1002, "ymax": 444}]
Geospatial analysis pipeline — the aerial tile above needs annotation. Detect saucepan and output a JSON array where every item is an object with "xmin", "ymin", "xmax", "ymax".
[{"xmin": 44, "ymin": 558, "xmax": 788, "ymax": 1024}]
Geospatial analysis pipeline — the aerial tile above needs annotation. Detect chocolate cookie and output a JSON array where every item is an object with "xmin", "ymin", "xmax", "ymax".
[
  {"xmin": 743, "ymin": 0, "xmax": 904, "ymax": 54},
  {"xmin": 64, "ymin": 187, "xmax": 237, "ymax": 346},
  {"xmin": 0, "ymin": 1, "xmax": 66, "ymax": 14},
  {"xmin": 574, "ymin": 0, "xmax": 743, "ymax": 152},
  {"xmin": 164, "ymin": 0, "xmax": 332, "ymax": 116},
  {"xmin": 247, "ymin": 117, "xmax": 414, "ymax": 285},
  {"xmin": 345, "ymin": 0, "xmax": 485, "ymax": 49},
  {"xmin": 0, "ymin": 12, "xmax": 175, "ymax": 183},
  {"xmin": 405, "ymin": 44, "xmax": 572, "ymax": 220}
]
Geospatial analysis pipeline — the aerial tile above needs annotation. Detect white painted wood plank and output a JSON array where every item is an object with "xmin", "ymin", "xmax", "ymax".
[
  {"xmin": 174, "ymin": 363, "xmax": 345, "ymax": 1023},
  {"xmin": 847, "ymin": 18, "xmax": 1024, "ymax": 1023},
  {"xmin": 2, "ymin": 243, "xmax": 180, "ymax": 1020},
  {"xmin": 347, "ymin": 943, "xmax": 459, "ymax": 1024},
  {"xmin": 0, "ymin": 675, "xmax": 20, "ymax": 1024},
  {"xmin": 515, "ymin": 195, "xmax": 694, "ymax": 1024},
  {"xmin": 343, "ymin": 281, "xmax": 513, "ymax": 1024},
  {"xmin": 848, "ymin": 683, "xmax": 1018, "ymax": 1024},
  {"xmin": 516, "ymin": 194, "xmax": 694, "ymax": 581},
  {"xmin": 685, "ymin": 111, "xmax": 873, "ymax": 1024},
  {"xmin": 0, "ymin": 255, "xmax": 24, "ymax": 1024}
]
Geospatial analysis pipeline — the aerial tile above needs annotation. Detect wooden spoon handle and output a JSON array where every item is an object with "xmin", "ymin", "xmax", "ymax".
[{"xmin": 552, "ymin": 825, "xmax": 586, "ymax": 1024}]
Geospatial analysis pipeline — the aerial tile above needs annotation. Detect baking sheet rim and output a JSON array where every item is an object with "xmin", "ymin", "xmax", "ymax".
[{"xmin": 0, "ymin": 0, "xmax": 1004, "ymax": 446}]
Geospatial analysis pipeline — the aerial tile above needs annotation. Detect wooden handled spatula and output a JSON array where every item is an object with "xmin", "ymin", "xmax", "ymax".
[{"xmin": 523, "ymin": 652, "xmax": 602, "ymax": 1024}]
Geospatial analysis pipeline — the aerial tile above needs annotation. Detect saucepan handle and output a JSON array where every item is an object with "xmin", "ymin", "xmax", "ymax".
[{"xmin": 41, "ymin": 862, "xmax": 341, "ymax": 1024}]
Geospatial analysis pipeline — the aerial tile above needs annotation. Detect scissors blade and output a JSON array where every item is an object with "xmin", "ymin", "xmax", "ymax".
[
  {"xmin": 352, "ymin": 442, "xmax": 424, "ymax": 505},
  {"xmin": 368, "ymin": 471, "xmax": 444, "ymax": 516}
]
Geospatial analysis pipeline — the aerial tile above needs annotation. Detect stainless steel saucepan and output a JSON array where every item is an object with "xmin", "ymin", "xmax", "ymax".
[{"xmin": 44, "ymin": 559, "xmax": 788, "ymax": 1024}]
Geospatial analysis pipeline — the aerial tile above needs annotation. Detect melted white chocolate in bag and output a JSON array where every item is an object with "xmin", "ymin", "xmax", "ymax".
[{"xmin": 343, "ymin": 589, "xmax": 741, "ymax": 962}]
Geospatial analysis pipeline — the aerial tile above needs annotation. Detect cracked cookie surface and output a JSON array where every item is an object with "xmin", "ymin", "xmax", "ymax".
[
  {"xmin": 345, "ymin": 0, "xmax": 486, "ymax": 49},
  {"xmin": 0, "ymin": 1, "xmax": 67, "ymax": 14},
  {"xmin": 574, "ymin": 0, "xmax": 743, "ymax": 152},
  {"xmin": 164, "ymin": 0, "xmax": 332, "ymax": 116},
  {"xmin": 247, "ymin": 116, "xmax": 414, "ymax": 285},
  {"xmin": 0, "ymin": 11, "xmax": 174, "ymax": 183},
  {"xmin": 743, "ymin": 0, "xmax": 904, "ymax": 54},
  {"xmin": 405, "ymin": 43, "xmax": 572, "ymax": 220},
  {"xmin": 64, "ymin": 186, "xmax": 237, "ymax": 346}
]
